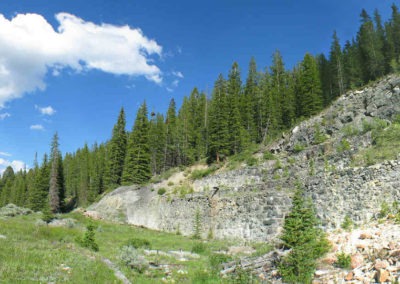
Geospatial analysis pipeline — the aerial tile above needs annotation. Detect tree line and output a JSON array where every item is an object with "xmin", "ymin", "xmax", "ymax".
[{"xmin": 1, "ymin": 5, "xmax": 400, "ymax": 211}]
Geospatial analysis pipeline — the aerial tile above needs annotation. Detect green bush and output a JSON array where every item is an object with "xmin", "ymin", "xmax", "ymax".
[
  {"xmin": 209, "ymin": 253, "xmax": 231, "ymax": 273},
  {"xmin": 293, "ymin": 143, "xmax": 306, "ymax": 153},
  {"xmin": 341, "ymin": 215, "xmax": 353, "ymax": 231},
  {"xmin": 191, "ymin": 242, "xmax": 208, "ymax": 254},
  {"xmin": 246, "ymin": 156, "xmax": 258, "ymax": 166},
  {"xmin": 334, "ymin": 252, "xmax": 351, "ymax": 269},
  {"xmin": 77, "ymin": 222, "xmax": 99, "ymax": 251},
  {"xmin": 125, "ymin": 238, "xmax": 151, "ymax": 249},
  {"xmin": 119, "ymin": 246, "xmax": 149, "ymax": 273},
  {"xmin": 157, "ymin": 188, "xmax": 166, "ymax": 195},
  {"xmin": 313, "ymin": 124, "xmax": 327, "ymax": 144},
  {"xmin": 263, "ymin": 151, "xmax": 275, "ymax": 160},
  {"xmin": 190, "ymin": 166, "xmax": 218, "ymax": 180},
  {"xmin": 337, "ymin": 138, "xmax": 351, "ymax": 153}
]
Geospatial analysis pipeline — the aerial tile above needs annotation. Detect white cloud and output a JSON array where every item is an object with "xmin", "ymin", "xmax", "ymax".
[
  {"xmin": 171, "ymin": 79, "xmax": 179, "ymax": 87},
  {"xmin": 172, "ymin": 71, "xmax": 184, "ymax": 78},
  {"xmin": 0, "ymin": 151, "xmax": 11, "ymax": 157},
  {"xmin": 0, "ymin": 158, "xmax": 26, "ymax": 175},
  {"xmin": 30, "ymin": 124, "xmax": 44, "ymax": 131},
  {"xmin": 35, "ymin": 105, "xmax": 56, "ymax": 115},
  {"xmin": 0, "ymin": 12, "xmax": 163, "ymax": 107},
  {"xmin": 0, "ymin": 112, "xmax": 10, "ymax": 120}
]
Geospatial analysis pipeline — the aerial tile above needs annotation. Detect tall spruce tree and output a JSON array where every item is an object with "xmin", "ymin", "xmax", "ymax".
[
  {"xmin": 227, "ymin": 62, "xmax": 248, "ymax": 154},
  {"xmin": 357, "ymin": 9, "xmax": 385, "ymax": 82},
  {"xmin": 164, "ymin": 99, "xmax": 179, "ymax": 170},
  {"xmin": 122, "ymin": 102, "xmax": 151, "ymax": 184},
  {"xmin": 329, "ymin": 31, "xmax": 345, "ymax": 98},
  {"xmin": 105, "ymin": 107, "xmax": 127, "ymax": 188},
  {"xmin": 49, "ymin": 133, "xmax": 64, "ymax": 213},
  {"xmin": 207, "ymin": 74, "xmax": 230, "ymax": 162},
  {"xmin": 297, "ymin": 53, "xmax": 323, "ymax": 118}
]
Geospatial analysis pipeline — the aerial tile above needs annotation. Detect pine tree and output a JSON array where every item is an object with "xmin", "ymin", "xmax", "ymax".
[
  {"xmin": 388, "ymin": 4, "xmax": 400, "ymax": 62},
  {"xmin": 317, "ymin": 53, "xmax": 333, "ymax": 107},
  {"xmin": 357, "ymin": 9, "xmax": 385, "ymax": 82},
  {"xmin": 243, "ymin": 57, "xmax": 259, "ymax": 142},
  {"xmin": 329, "ymin": 31, "xmax": 345, "ymax": 98},
  {"xmin": 164, "ymin": 99, "xmax": 179, "ymax": 170},
  {"xmin": 105, "ymin": 107, "xmax": 127, "ymax": 188},
  {"xmin": 149, "ymin": 112, "xmax": 166, "ymax": 175},
  {"xmin": 227, "ymin": 62, "xmax": 248, "ymax": 154},
  {"xmin": 207, "ymin": 74, "xmax": 230, "ymax": 162},
  {"xmin": 343, "ymin": 39, "xmax": 363, "ymax": 89},
  {"xmin": 122, "ymin": 102, "xmax": 151, "ymax": 184},
  {"xmin": 279, "ymin": 188, "xmax": 330, "ymax": 283},
  {"xmin": 297, "ymin": 53, "xmax": 323, "ymax": 118},
  {"xmin": 49, "ymin": 133, "xmax": 64, "ymax": 213}
]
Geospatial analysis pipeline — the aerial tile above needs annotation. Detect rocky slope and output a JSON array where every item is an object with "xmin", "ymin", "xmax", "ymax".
[{"xmin": 87, "ymin": 74, "xmax": 400, "ymax": 243}]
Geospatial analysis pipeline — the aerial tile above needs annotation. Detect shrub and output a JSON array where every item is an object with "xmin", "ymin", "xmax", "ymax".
[
  {"xmin": 77, "ymin": 222, "xmax": 99, "ymax": 251},
  {"xmin": 313, "ymin": 124, "xmax": 327, "ymax": 144},
  {"xmin": 246, "ymin": 156, "xmax": 258, "ymax": 166},
  {"xmin": 157, "ymin": 188, "xmax": 166, "ymax": 195},
  {"xmin": 125, "ymin": 238, "xmax": 151, "ymax": 249},
  {"xmin": 263, "ymin": 151, "xmax": 275, "ymax": 160},
  {"xmin": 334, "ymin": 252, "xmax": 351, "ymax": 269},
  {"xmin": 190, "ymin": 166, "xmax": 218, "ymax": 180},
  {"xmin": 192, "ymin": 208, "xmax": 202, "ymax": 239},
  {"xmin": 337, "ymin": 138, "xmax": 351, "ymax": 153},
  {"xmin": 167, "ymin": 181, "xmax": 174, "ymax": 186},
  {"xmin": 119, "ymin": 246, "xmax": 149, "ymax": 273},
  {"xmin": 378, "ymin": 202, "xmax": 391, "ymax": 219},
  {"xmin": 293, "ymin": 143, "xmax": 305, "ymax": 153},
  {"xmin": 191, "ymin": 242, "xmax": 207, "ymax": 254},
  {"xmin": 341, "ymin": 215, "xmax": 353, "ymax": 231},
  {"xmin": 209, "ymin": 253, "xmax": 231, "ymax": 273}
]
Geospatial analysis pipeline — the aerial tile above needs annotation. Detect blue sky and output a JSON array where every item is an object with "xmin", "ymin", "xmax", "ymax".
[{"xmin": 0, "ymin": 0, "xmax": 395, "ymax": 173}]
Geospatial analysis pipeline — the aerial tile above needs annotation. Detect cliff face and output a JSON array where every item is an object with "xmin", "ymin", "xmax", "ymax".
[{"xmin": 88, "ymin": 75, "xmax": 400, "ymax": 241}]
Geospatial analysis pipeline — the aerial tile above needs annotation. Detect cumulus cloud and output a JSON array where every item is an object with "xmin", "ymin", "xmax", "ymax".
[
  {"xmin": 0, "ymin": 158, "xmax": 26, "ymax": 175},
  {"xmin": 0, "ymin": 112, "xmax": 10, "ymax": 120},
  {"xmin": 30, "ymin": 124, "xmax": 45, "ymax": 131},
  {"xmin": 35, "ymin": 105, "xmax": 56, "ymax": 115},
  {"xmin": 0, "ymin": 12, "xmax": 163, "ymax": 107}
]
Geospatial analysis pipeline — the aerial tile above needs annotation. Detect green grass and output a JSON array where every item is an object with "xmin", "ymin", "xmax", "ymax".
[
  {"xmin": 0, "ymin": 212, "xmax": 249, "ymax": 283},
  {"xmin": 352, "ymin": 123, "xmax": 400, "ymax": 166}
]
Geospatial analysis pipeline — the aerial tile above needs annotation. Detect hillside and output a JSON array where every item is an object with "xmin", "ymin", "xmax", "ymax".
[{"xmin": 88, "ymin": 74, "xmax": 400, "ymax": 242}]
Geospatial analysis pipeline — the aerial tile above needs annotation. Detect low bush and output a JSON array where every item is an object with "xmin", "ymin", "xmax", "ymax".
[
  {"xmin": 125, "ymin": 237, "xmax": 151, "ymax": 249},
  {"xmin": 76, "ymin": 222, "xmax": 99, "ymax": 251},
  {"xmin": 119, "ymin": 246, "xmax": 149, "ymax": 273},
  {"xmin": 334, "ymin": 252, "xmax": 351, "ymax": 269},
  {"xmin": 191, "ymin": 242, "xmax": 208, "ymax": 254},
  {"xmin": 157, "ymin": 188, "xmax": 166, "ymax": 195}
]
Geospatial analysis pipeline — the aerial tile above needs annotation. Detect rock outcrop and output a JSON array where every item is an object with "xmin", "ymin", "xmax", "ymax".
[{"xmin": 88, "ymin": 75, "xmax": 400, "ymax": 242}]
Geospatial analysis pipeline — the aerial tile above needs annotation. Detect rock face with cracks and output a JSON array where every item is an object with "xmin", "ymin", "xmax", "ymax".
[{"xmin": 88, "ymin": 75, "xmax": 400, "ymax": 242}]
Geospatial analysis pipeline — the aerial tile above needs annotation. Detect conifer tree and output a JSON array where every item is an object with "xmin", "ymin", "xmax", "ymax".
[
  {"xmin": 243, "ymin": 57, "xmax": 259, "ymax": 142},
  {"xmin": 208, "ymin": 74, "xmax": 230, "ymax": 162},
  {"xmin": 279, "ymin": 188, "xmax": 330, "ymax": 283},
  {"xmin": 343, "ymin": 39, "xmax": 363, "ymax": 89},
  {"xmin": 297, "ymin": 53, "xmax": 323, "ymax": 118},
  {"xmin": 122, "ymin": 102, "xmax": 151, "ymax": 184},
  {"xmin": 149, "ymin": 112, "xmax": 166, "ymax": 175},
  {"xmin": 49, "ymin": 133, "xmax": 64, "ymax": 213},
  {"xmin": 227, "ymin": 62, "xmax": 248, "ymax": 154},
  {"xmin": 164, "ymin": 99, "xmax": 179, "ymax": 170},
  {"xmin": 105, "ymin": 107, "xmax": 127, "ymax": 188},
  {"xmin": 329, "ymin": 31, "xmax": 345, "ymax": 98},
  {"xmin": 357, "ymin": 9, "xmax": 385, "ymax": 81}
]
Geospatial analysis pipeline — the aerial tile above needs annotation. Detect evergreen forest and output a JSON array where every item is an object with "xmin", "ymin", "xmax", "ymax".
[{"xmin": 1, "ymin": 5, "xmax": 400, "ymax": 212}]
